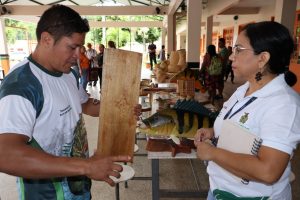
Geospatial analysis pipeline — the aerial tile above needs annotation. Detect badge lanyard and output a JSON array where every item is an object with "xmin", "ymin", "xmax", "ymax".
[{"xmin": 223, "ymin": 97, "xmax": 257, "ymax": 120}]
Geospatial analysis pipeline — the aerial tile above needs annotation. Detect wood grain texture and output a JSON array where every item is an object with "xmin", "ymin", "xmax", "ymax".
[{"xmin": 97, "ymin": 49, "xmax": 142, "ymax": 158}]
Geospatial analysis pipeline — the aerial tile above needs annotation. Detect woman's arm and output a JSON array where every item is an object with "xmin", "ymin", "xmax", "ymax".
[{"xmin": 196, "ymin": 142, "xmax": 290, "ymax": 184}]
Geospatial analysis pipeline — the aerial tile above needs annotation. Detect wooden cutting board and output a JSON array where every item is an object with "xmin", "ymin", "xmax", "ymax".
[{"xmin": 97, "ymin": 48, "xmax": 142, "ymax": 159}]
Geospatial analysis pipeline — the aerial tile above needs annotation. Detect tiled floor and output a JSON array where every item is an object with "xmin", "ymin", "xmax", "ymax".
[{"xmin": 0, "ymin": 74, "xmax": 299, "ymax": 200}]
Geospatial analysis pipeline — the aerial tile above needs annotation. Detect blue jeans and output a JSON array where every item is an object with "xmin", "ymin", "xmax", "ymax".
[{"xmin": 80, "ymin": 69, "xmax": 88, "ymax": 90}]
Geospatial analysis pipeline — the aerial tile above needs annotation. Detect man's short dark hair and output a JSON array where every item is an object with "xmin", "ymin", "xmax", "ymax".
[{"xmin": 36, "ymin": 4, "xmax": 90, "ymax": 43}]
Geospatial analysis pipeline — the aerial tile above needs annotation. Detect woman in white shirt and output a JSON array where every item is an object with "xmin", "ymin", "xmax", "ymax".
[{"xmin": 194, "ymin": 21, "xmax": 300, "ymax": 200}]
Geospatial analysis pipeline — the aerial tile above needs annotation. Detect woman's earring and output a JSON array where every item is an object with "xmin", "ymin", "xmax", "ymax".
[{"xmin": 255, "ymin": 71, "xmax": 263, "ymax": 82}]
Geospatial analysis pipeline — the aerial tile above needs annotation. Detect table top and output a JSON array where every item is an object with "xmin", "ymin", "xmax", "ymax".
[{"xmin": 148, "ymin": 149, "xmax": 197, "ymax": 159}]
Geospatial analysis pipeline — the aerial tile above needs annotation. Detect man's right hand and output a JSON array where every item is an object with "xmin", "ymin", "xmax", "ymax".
[{"xmin": 85, "ymin": 153, "xmax": 131, "ymax": 186}]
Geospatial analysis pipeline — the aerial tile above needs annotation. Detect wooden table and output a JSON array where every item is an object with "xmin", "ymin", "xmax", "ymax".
[
  {"xmin": 148, "ymin": 150, "xmax": 208, "ymax": 200},
  {"xmin": 139, "ymin": 89, "xmax": 212, "ymax": 199}
]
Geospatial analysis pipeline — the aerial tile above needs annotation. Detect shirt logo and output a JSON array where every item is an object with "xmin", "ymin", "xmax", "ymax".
[{"xmin": 239, "ymin": 112, "xmax": 249, "ymax": 124}]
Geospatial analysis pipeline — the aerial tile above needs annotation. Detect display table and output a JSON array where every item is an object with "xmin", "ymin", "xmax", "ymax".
[{"xmin": 138, "ymin": 88, "xmax": 212, "ymax": 199}]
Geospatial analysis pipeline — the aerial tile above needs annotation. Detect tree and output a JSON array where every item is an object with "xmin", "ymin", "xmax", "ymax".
[
  {"xmin": 4, "ymin": 19, "xmax": 36, "ymax": 45},
  {"xmin": 134, "ymin": 27, "xmax": 161, "ymax": 44}
]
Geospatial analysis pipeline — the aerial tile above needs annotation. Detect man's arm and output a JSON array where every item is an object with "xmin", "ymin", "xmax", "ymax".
[{"xmin": 0, "ymin": 133, "xmax": 130, "ymax": 186}]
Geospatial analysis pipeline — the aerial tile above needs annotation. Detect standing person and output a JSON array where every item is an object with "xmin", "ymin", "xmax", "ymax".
[
  {"xmin": 0, "ymin": 5, "xmax": 141, "ymax": 200},
  {"xmin": 148, "ymin": 41, "xmax": 157, "ymax": 70},
  {"xmin": 86, "ymin": 43, "xmax": 98, "ymax": 86},
  {"xmin": 194, "ymin": 21, "xmax": 300, "ymax": 200},
  {"xmin": 79, "ymin": 45, "xmax": 90, "ymax": 91},
  {"xmin": 224, "ymin": 46, "xmax": 234, "ymax": 83},
  {"xmin": 158, "ymin": 45, "xmax": 166, "ymax": 62},
  {"xmin": 96, "ymin": 44, "xmax": 105, "ymax": 90},
  {"xmin": 217, "ymin": 38, "xmax": 229, "ymax": 99},
  {"xmin": 200, "ymin": 45, "xmax": 222, "ymax": 104}
]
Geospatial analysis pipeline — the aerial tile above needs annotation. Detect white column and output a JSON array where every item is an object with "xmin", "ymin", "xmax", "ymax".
[
  {"xmin": 0, "ymin": 18, "xmax": 8, "ymax": 54},
  {"xmin": 180, "ymin": 35, "xmax": 186, "ymax": 49},
  {"xmin": 186, "ymin": 0, "xmax": 202, "ymax": 68},
  {"xmin": 102, "ymin": 16, "xmax": 106, "ymax": 45},
  {"xmin": 275, "ymin": 0, "xmax": 297, "ymax": 34},
  {"xmin": 161, "ymin": 27, "xmax": 166, "ymax": 47},
  {"xmin": 205, "ymin": 15, "xmax": 213, "ymax": 49},
  {"xmin": 167, "ymin": 14, "xmax": 175, "ymax": 54}
]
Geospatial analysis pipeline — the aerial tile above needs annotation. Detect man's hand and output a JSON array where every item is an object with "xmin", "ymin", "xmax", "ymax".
[
  {"xmin": 86, "ymin": 153, "xmax": 131, "ymax": 186},
  {"xmin": 134, "ymin": 104, "xmax": 142, "ymax": 120}
]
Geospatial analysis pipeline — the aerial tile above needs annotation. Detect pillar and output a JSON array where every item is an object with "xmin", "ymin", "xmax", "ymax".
[{"xmin": 186, "ymin": 0, "xmax": 202, "ymax": 68}]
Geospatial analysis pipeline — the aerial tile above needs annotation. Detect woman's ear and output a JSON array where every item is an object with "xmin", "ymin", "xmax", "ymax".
[{"xmin": 258, "ymin": 51, "xmax": 270, "ymax": 69}]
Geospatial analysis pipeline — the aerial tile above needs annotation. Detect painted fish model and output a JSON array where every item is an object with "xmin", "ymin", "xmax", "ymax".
[{"xmin": 140, "ymin": 99, "xmax": 218, "ymax": 138}]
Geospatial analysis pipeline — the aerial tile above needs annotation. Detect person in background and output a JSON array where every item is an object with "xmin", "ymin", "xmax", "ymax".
[
  {"xmin": 0, "ymin": 5, "xmax": 141, "ymax": 200},
  {"xmin": 86, "ymin": 43, "xmax": 98, "ymax": 86},
  {"xmin": 107, "ymin": 40, "xmax": 116, "ymax": 49},
  {"xmin": 96, "ymin": 44, "xmax": 105, "ymax": 90},
  {"xmin": 79, "ymin": 45, "xmax": 90, "ymax": 91},
  {"xmin": 200, "ymin": 45, "xmax": 222, "ymax": 104},
  {"xmin": 217, "ymin": 38, "xmax": 229, "ymax": 99},
  {"xmin": 158, "ymin": 45, "xmax": 166, "ymax": 62},
  {"xmin": 195, "ymin": 21, "xmax": 300, "ymax": 200},
  {"xmin": 148, "ymin": 41, "xmax": 157, "ymax": 70},
  {"xmin": 224, "ymin": 46, "xmax": 234, "ymax": 83}
]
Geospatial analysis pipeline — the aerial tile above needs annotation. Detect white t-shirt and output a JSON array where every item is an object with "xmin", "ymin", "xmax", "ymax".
[
  {"xmin": 0, "ymin": 56, "xmax": 90, "ymax": 199},
  {"xmin": 208, "ymin": 74, "xmax": 300, "ymax": 199}
]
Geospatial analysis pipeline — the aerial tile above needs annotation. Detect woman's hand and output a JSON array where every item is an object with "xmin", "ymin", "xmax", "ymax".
[
  {"xmin": 194, "ymin": 128, "xmax": 214, "ymax": 146},
  {"xmin": 195, "ymin": 140, "xmax": 216, "ymax": 161}
]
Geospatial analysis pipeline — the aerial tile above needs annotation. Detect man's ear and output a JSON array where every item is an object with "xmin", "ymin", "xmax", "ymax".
[
  {"xmin": 40, "ymin": 32, "xmax": 54, "ymax": 47},
  {"xmin": 258, "ymin": 51, "xmax": 270, "ymax": 70}
]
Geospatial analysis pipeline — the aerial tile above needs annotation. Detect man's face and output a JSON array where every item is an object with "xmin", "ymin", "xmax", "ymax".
[{"xmin": 47, "ymin": 32, "xmax": 85, "ymax": 73}]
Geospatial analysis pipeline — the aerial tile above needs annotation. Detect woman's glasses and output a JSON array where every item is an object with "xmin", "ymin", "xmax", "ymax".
[{"xmin": 232, "ymin": 45, "xmax": 253, "ymax": 56}]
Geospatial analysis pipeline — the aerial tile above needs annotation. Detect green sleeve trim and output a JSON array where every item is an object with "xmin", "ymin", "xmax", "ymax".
[
  {"xmin": 19, "ymin": 178, "xmax": 25, "ymax": 200},
  {"xmin": 53, "ymin": 180, "xmax": 65, "ymax": 200},
  {"xmin": 213, "ymin": 189, "xmax": 270, "ymax": 200}
]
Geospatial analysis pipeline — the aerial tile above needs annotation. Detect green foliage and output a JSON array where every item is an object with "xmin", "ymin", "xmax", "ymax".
[
  {"xmin": 4, "ymin": 19, "xmax": 36, "ymax": 44},
  {"xmin": 86, "ymin": 28, "xmax": 103, "ymax": 45},
  {"xmin": 135, "ymin": 27, "xmax": 161, "ymax": 44},
  {"xmin": 105, "ymin": 27, "xmax": 131, "ymax": 48},
  {"xmin": 4, "ymin": 15, "xmax": 162, "ymax": 49}
]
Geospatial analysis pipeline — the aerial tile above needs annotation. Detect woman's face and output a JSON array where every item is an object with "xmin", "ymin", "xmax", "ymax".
[{"xmin": 229, "ymin": 31, "xmax": 261, "ymax": 81}]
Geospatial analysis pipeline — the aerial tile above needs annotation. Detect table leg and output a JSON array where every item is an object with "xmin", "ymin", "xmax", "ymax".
[
  {"xmin": 115, "ymin": 183, "xmax": 120, "ymax": 200},
  {"xmin": 152, "ymin": 159, "xmax": 160, "ymax": 200}
]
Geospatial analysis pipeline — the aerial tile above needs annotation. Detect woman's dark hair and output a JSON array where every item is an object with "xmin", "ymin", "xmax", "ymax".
[
  {"xmin": 36, "ymin": 4, "xmax": 90, "ymax": 43},
  {"xmin": 243, "ymin": 21, "xmax": 296, "ymax": 86},
  {"xmin": 207, "ymin": 45, "xmax": 217, "ymax": 57}
]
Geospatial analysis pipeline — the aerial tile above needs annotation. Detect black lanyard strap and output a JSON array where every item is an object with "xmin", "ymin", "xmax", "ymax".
[{"xmin": 223, "ymin": 97, "xmax": 257, "ymax": 120}]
